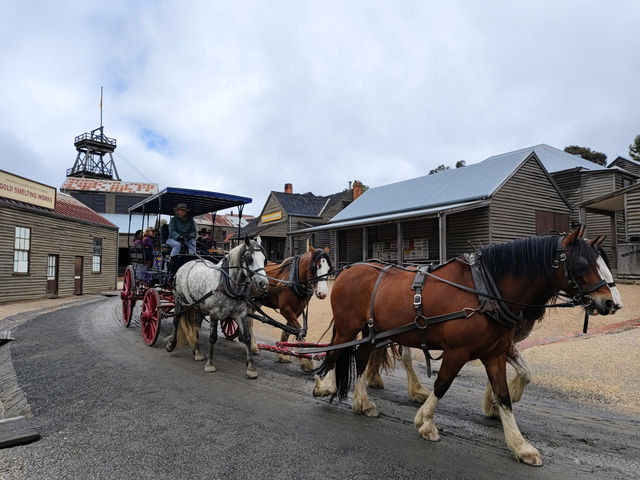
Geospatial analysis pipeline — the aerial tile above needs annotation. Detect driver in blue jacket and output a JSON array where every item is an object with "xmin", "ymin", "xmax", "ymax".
[{"xmin": 167, "ymin": 202, "xmax": 197, "ymax": 256}]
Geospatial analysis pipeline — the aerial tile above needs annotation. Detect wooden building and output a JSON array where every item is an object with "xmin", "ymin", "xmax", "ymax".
[
  {"xmin": 242, "ymin": 182, "xmax": 361, "ymax": 262},
  {"xmin": 293, "ymin": 150, "xmax": 572, "ymax": 268},
  {"xmin": 1, "ymin": 170, "xmax": 118, "ymax": 303}
]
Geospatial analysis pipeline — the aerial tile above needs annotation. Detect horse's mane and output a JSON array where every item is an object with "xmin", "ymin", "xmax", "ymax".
[
  {"xmin": 480, "ymin": 234, "xmax": 599, "ymax": 281},
  {"xmin": 227, "ymin": 242, "xmax": 245, "ymax": 268}
]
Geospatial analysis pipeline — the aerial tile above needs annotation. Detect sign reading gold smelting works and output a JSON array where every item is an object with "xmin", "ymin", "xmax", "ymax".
[
  {"xmin": 261, "ymin": 211, "xmax": 282, "ymax": 223},
  {"xmin": 0, "ymin": 170, "xmax": 56, "ymax": 210}
]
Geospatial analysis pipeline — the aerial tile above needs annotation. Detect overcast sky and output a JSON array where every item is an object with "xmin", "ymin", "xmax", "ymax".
[{"xmin": 1, "ymin": 1, "xmax": 639, "ymax": 216}]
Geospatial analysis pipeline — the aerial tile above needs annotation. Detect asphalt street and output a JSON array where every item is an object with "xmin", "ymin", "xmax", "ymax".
[{"xmin": 1, "ymin": 297, "xmax": 639, "ymax": 479}]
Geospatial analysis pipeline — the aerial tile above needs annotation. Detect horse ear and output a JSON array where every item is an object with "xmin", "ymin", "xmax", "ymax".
[
  {"xmin": 578, "ymin": 224, "xmax": 586, "ymax": 239},
  {"xmin": 562, "ymin": 228, "xmax": 581, "ymax": 247},
  {"xmin": 589, "ymin": 235, "xmax": 606, "ymax": 246},
  {"xmin": 309, "ymin": 244, "xmax": 316, "ymax": 252},
  {"xmin": 244, "ymin": 236, "xmax": 250, "ymax": 247},
  {"xmin": 324, "ymin": 246, "xmax": 330, "ymax": 253},
  {"xmin": 255, "ymin": 235, "xmax": 262, "ymax": 245}
]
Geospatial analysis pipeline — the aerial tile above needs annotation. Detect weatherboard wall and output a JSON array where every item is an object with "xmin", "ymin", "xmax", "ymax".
[{"xmin": 0, "ymin": 203, "xmax": 118, "ymax": 303}]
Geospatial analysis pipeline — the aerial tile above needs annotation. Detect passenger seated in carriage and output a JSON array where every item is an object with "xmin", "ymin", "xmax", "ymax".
[
  {"xmin": 133, "ymin": 230, "xmax": 143, "ymax": 245},
  {"xmin": 142, "ymin": 227, "xmax": 156, "ymax": 266},
  {"xmin": 196, "ymin": 228, "xmax": 212, "ymax": 253},
  {"xmin": 167, "ymin": 203, "xmax": 197, "ymax": 257}
]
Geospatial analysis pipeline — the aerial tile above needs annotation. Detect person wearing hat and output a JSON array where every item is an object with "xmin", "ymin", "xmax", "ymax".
[
  {"xmin": 167, "ymin": 203, "xmax": 197, "ymax": 256},
  {"xmin": 196, "ymin": 228, "xmax": 213, "ymax": 253}
]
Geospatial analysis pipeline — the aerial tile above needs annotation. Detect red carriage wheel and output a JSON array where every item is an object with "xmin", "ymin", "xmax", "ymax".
[
  {"xmin": 221, "ymin": 318, "xmax": 239, "ymax": 340},
  {"xmin": 141, "ymin": 288, "xmax": 161, "ymax": 346},
  {"xmin": 121, "ymin": 265, "xmax": 136, "ymax": 327}
]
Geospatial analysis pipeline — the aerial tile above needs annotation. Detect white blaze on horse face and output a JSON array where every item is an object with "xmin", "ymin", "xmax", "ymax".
[
  {"xmin": 596, "ymin": 255, "xmax": 623, "ymax": 309},
  {"xmin": 314, "ymin": 258, "xmax": 330, "ymax": 299},
  {"xmin": 250, "ymin": 249, "xmax": 269, "ymax": 290}
]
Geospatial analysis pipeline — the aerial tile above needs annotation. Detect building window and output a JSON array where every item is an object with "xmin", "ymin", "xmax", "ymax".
[
  {"xmin": 13, "ymin": 226, "xmax": 31, "ymax": 273},
  {"xmin": 115, "ymin": 195, "xmax": 147, "ymax": 214},
  {"xmin": 623, "ymin": 177, "xmax": 632, "ymax": 188},
  {"xmin": 92, "ymin": 237, "xmax": 102, "ymax": 273},
  {"xmin": 70, "ymin": 192, "xmax": 106, "ymax": 212}
]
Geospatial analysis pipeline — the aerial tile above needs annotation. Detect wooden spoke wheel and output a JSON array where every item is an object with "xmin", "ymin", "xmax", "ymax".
[
  {"xmin": 221, "ymin": 318, "xmax": 239, "ymax": 340},
  {"xmin": 121, "ymin": 265, "xmax": 136, "ymax": 327},
  {"xmin": 141, "ymin": 288, "xmax": 161, "ymax": 346}
]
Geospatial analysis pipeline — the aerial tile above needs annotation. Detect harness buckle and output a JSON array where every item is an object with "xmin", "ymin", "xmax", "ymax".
[
  {"xmin": 463, "ymin": 307, "xmax": 478, "ymax": 318},
  {"xmin": 413, "ymin": 293, "xmax": 422, "ymax": 308}
]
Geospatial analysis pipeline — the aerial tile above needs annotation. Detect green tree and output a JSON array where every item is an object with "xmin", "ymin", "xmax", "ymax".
[
  {"xmin": 564, "ymin": 145, "xmax": 607, "ymax": 166},
  {"xmin": 429, "ymin": 161, "xmax": 466, "ymax": 175},
  {"xmin": 629, "ymin": 134, "xmax": 640, "ymax": 162}
]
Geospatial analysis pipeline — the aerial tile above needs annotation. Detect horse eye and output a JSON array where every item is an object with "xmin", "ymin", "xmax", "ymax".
[{"xmin": 572, "ymin": 257, "xmax": 589, "ymax": 276}]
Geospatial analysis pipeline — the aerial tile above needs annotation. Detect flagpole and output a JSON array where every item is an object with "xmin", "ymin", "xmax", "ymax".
[{"xmin": 100, "ymin": 86, "xmax": 103, "ymax": 128}]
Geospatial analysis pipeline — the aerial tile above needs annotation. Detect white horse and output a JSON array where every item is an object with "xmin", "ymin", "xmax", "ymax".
[{"xmin": 166, "ymin": 237, "xmax": 269, "ymax": 379}]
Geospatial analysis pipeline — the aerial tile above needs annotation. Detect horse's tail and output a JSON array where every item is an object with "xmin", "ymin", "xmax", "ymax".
[
  {"xmin": 367, "ymin": 343, "xmax": 400, "ymax": 375},
  {"xmin": 314, "ymin": 346, "xmax": 356, "ymax": 402},
  {"xmin": 176, "ymin": 307, "xmax": 200, "ymax": 347}
]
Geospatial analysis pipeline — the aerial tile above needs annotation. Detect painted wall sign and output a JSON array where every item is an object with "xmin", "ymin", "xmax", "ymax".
[
  {"xmin": 261, "ymin": 211, "xmax": 282, "ymax": 223},
  {"xmin": 0, "ymin": 170, "xmax": 56, "ymax": 209}
]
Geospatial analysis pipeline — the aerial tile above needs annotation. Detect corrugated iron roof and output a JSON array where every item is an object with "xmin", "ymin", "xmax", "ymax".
[
  {"xmin": 61, "ymin": 177, "xmax": 159, "ymax": 194},
  {"xmin": 331, "ymin": 149, "xmax": 533, "ymax": 223},
  {"xmin": 331, "ymin": 144, "xmax": 603, "ymax": 224}
]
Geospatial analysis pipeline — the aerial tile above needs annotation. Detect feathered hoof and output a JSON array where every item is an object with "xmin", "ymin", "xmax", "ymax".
[
  {"xmin": 409, "ymin": 388, "xmax": 430, "ymax": 404},
  {"xmin": 518, "ymin": 447, "xmax": 543, "ymax": 467},
  {"xmin": 246, "ymin": 366, "xmax": 258, "ymax": 379},
  {"xmin": 366, "ymin": 373, "xmax": 385, "ymax": 389},
  {"xmin": 277, "ymin": 353, "xmax": 292, "ymax": 363},
  {"xmin": 194, "ymin": 352, "xmax": 205, "ymax": 361},
  {"xmin": 165, "ymin": 336, "xmax": 175, "ymax": 352},
  {"xmin": 298, "ymin": 358, "xmax": 314, "ymax": 372},
  {"xmin": 204, "ymin": 363, "xmax": 217, "ymax": 373}
]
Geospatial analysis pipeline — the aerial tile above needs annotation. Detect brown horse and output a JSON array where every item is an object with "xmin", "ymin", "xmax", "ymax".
[
  {"xmin": 312, "ymin": 228, "xmax": 621, "ymax": 466},
  {"xmin": 247, "ymin": 246, "xmax": 332, "ymax": 371},
  {"xmin": 364, "ymin": 235, "xmax": 622, "ymax": 414}
]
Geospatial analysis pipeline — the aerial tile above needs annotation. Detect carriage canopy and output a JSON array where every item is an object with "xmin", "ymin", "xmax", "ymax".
[{"xmin": 128, "ymin": 186, "xmax": 252, "ymax": 217}]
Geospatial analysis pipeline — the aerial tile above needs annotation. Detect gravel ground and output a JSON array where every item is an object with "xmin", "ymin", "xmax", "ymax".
[{"xmin": 252, "ymin": 282, "xmax": 640, "ymax": 417}]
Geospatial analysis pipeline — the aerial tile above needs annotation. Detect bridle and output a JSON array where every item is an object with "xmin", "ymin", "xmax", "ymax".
[
  {"xmin": 289, "ymin": 250, "xmax": 333, "ymax": 299},
  {"xmin": 554, "ymin": 237, "xmax": 614, "ymax": 309},
  {"xmin": 240, "ymin": 242, "xmax": 268, "ymax": 289}
]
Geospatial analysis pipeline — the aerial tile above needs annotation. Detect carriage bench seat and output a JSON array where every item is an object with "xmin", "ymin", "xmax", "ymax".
[{"xmin": 128, "ymin": 245, "xmax": 145, "ymax": 264}]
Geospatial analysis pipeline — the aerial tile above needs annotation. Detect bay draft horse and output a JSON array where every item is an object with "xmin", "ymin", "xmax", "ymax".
[
  {"xmin": 364, "ymin": 234, "xmax": 623, "ymax": 417},
  {"xmin": 312, "ymin": 228, "xmax": 622, "ymax": 465},
  {"xmin": 166, "ymin": 237, "xmax": 269, "ymax": 379},
  {"xmin": 246, "ymin": 246, "xmax": 332, "ymax": 371}
]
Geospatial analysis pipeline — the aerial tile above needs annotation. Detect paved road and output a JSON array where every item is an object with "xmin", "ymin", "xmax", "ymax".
[{"xmin": 1, "ymin": 297, "xmax": 639, "ymax": 479}]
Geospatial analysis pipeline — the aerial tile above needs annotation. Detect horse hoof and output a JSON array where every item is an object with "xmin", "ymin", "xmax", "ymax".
[
  {"xmin": 165, "ymin": 338, "xmax": 175, "ymax": 352},
  {"xmin": 246, "ymin": 367, "xmax": 258, "ymax": 379},
  {"xmin": 194, "ymin": 353, "xmax": 205, "ymax": 361},
  {"xmin": 362, "ymin": 405, "xmax": 379, "ymax": 418},
  {"xmin": 518, "ymin": 447, "xmax": 543, "ymax": 466},
  {"xmin": 366, "ymin": 375, "xmax": 385, "ymax": 389},
  {"xmin": 204, "ymin": 364, "xmax": 217, "ymax": 373},
  {"xmin": 410, "ymin": 388, "xmax": 430, "ymax": 404},
  {"xmin": 277, "ymin": 354, "xmax": 292, "ymax": 363},
  {"xmin": 299, "ymin": 358, "xmax": 314, "ymax": 372}
]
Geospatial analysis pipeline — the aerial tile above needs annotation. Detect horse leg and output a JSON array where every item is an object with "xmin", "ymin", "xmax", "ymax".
[
  {"xmin": 483, "ymin": 345, "xmax": 531, "ymax": 417},
  {"xmin": 165, "ymin": 300, "xmax": 181, "ymax": 352},
  {"xmin": 364, "ymin": 348, "xmax": 385, "ymax": 389},
  {"xmin": 277, "ymin": 330, "xmax": 293, "ymax": 364},
  {"xmin": 204, "ymin": 317, "xmax": 219, "ymax": 373},
  {"xmin": 401, "ymin": 347, "xmax": 430, "ymax": 403},
  {"xmin": 238, "ymin": 315, "xmax": 258, "ymax": 379},
  {"xmin": 192, "ymin": 313, "xmax": 205, "ymax": 361},
  {"xmin": 414, "ymin": 350, "xmax": 466, "ymax": 442},
  {"xmin": 482, "ymin": 354, "xmax": 542, "ymax": 466},
  {"xmin": 247, "ymin": 315, "xmax": 258, "ymax": 354},
  {"xmin": 352, "ymin": 343, "xmax": 378, "ymax": 417}
]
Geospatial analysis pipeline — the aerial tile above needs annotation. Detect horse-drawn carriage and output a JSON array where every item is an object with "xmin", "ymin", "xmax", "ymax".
[{"xmin": 119, "ymin": 186, "xmax": 251, "ymax": 346}]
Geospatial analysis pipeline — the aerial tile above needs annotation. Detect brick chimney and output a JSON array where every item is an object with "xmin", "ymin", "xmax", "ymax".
[
  {"xmin": 284, "ymin": 183, "xmax": 293, "ymax": 194},
  {"xmin": 353, "ymin": 180, "xmax": 363, "ymax": 200}
]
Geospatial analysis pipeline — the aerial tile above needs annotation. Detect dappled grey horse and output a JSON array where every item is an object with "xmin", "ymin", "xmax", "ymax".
[{"xmin": 166, "ymin": 237, "xmax": 268, "ymax": 378}]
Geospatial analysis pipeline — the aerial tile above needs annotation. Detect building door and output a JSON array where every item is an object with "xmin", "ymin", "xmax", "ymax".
[
  {"xmin": 74, "ymin": 256, "xmax": 83, "ymax": 295},
  {"xmin": 47, "ymin": 254, "xmax": 59, "ymax": 295}
]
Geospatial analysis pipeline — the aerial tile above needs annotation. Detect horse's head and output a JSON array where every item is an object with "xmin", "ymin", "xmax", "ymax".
[
  {"xmin": 306, "ymin": 245, "xmax": 332, "ymax": 299},
  {"xmin": 241, "ymin": 236, "xmax": 269, "ymax": 292},
  {"xmin": 555, "ymin": 227, "xmax": 623, "ymax": 315}
]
